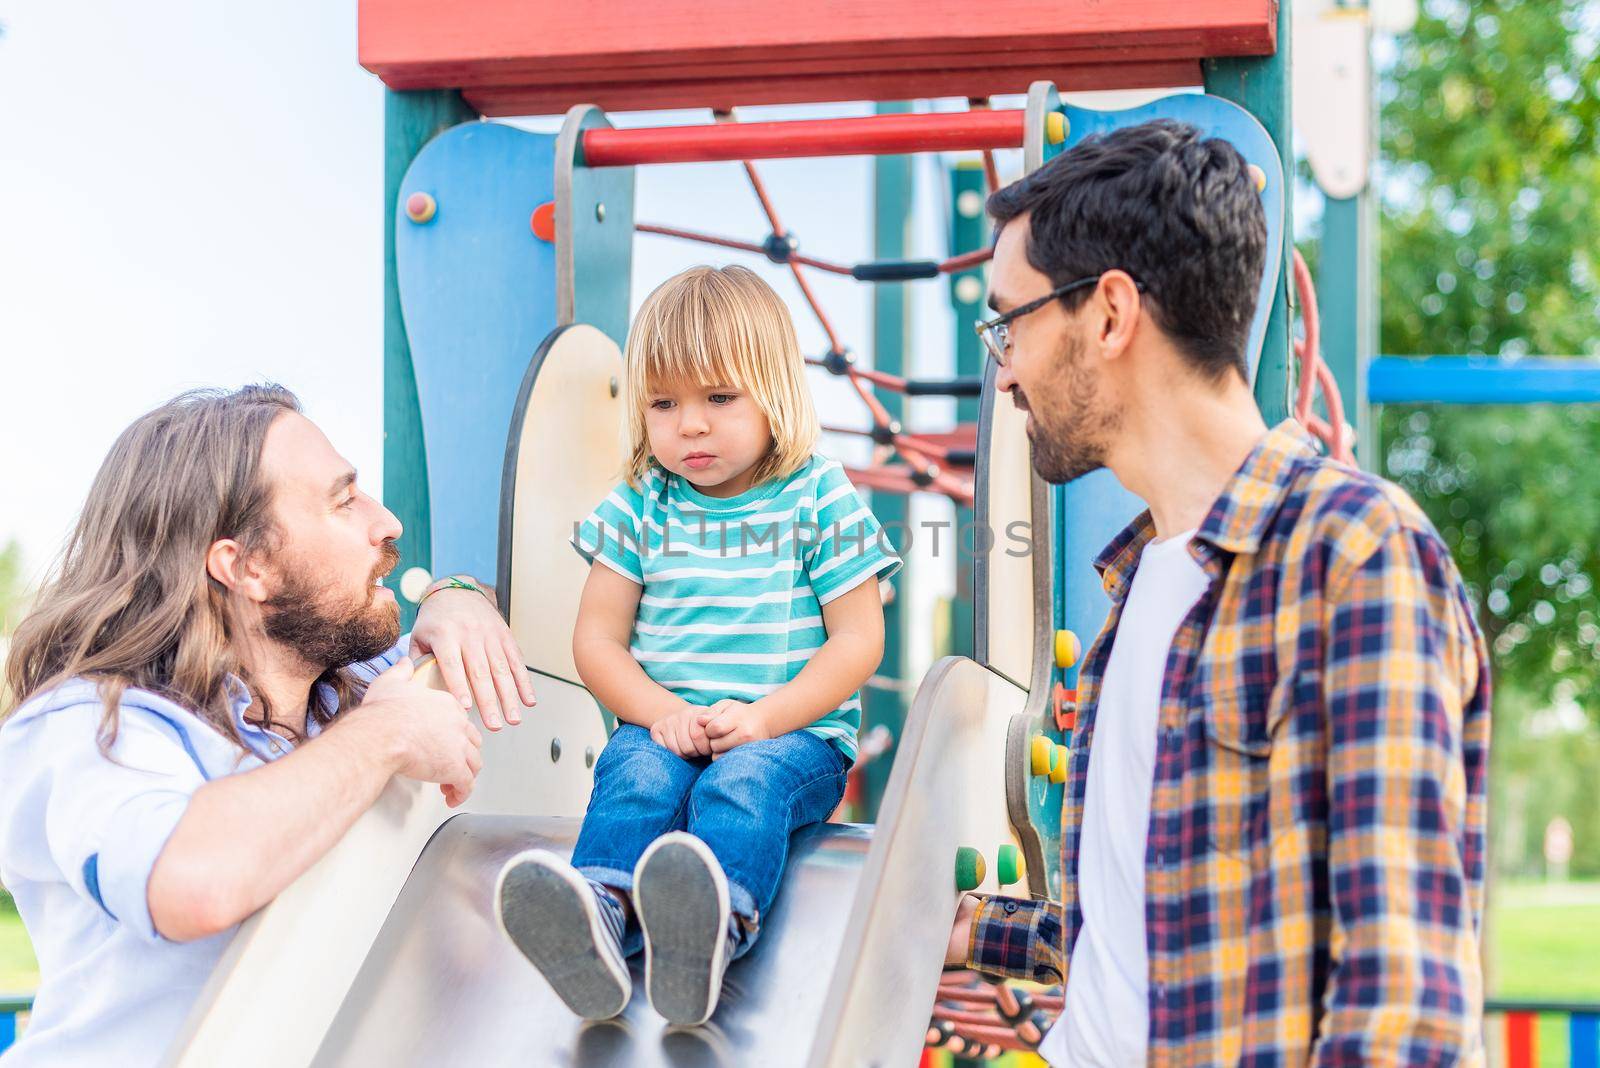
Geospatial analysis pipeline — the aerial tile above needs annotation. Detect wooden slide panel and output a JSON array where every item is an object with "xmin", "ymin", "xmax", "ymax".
[
  {"xmin": 810, "ymin": 656, "xmax": 1029, "ymax": 1066},
  {"xmin": 973, "ymin": 355, "xmax": 1053, "ymax": 697},
  {"xmin": 499, "ymin": 323, "xmax": 626, "ymax": 688},
  {"xmin": 164, "ymin": 660, "xmax": 607, "ymax": 1068}
]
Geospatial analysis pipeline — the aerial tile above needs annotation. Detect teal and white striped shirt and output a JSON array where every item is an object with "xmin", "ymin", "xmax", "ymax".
[{"xmin": 571, "ymin": 455, "xmax": 901, "ymax": 761}]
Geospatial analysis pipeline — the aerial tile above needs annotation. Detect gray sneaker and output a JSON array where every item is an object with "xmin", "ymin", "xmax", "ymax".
[
  {"xmin": 633, "ymin": 832, "xmax": 734, "ymax": 1026},
  {"xmin": 495, "ymin": 849, "xmax": 631, "ymax": 1020}
]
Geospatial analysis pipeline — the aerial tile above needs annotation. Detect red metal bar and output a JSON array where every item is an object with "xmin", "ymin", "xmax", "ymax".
[{"xmin": 582, "ymin": 109, "xmax": 1027, "ymax": 167}]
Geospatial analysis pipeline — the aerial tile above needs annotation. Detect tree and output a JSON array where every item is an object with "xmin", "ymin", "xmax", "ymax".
[{"xmin": 1372, "ymin": 0, "xmax": 1600, "ymax": 877}]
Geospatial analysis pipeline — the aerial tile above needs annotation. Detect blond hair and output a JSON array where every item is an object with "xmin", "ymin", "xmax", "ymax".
[{"xmin": 622, "ymin": 265, "xmax": 819, "ymax": 489}]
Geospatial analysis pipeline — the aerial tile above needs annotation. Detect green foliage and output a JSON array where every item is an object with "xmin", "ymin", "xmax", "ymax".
[
  {"xmin": 1375, "ymin": 0, "xmax": 1600, "ymax": 879},
  {"xmin": 0, "ymin": 539, "xmax": 27, "ymax": 636},
  {"xmin": 1380, "ymin": 0, "xmax": 1600, "ymax": 361}
]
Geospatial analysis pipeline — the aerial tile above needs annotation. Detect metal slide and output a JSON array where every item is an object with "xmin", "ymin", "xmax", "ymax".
[{"xmin": 310, "ymin": 816, "xmax": 876, "ymax": 1067}]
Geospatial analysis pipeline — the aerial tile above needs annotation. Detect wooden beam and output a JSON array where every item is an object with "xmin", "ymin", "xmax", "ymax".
[
  {"xmin": 461, "ymin": 62, "xmax": 1204, "ymax": 117},
  {"xmin": 360, "ymin": 0, "xmax": 1272, "ymax": 110}
]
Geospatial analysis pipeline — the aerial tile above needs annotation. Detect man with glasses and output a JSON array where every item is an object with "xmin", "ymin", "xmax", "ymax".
[{"xmin": 946, "ymin": 120, "xmax": 1491, "ymax": 1065}]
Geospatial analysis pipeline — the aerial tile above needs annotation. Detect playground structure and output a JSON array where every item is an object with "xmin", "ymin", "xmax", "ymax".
[
  {"xmin": 138, "ymin": 1, "xmax": 1297, "ymax": 1061},
  {"xmin": 0, "ymin": 2, "xmax": 1584, "ymax": 1067}
]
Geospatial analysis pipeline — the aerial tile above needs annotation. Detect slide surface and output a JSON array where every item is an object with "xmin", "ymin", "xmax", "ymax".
[{"xmin": 311, "ymin": 816, "xmax": 873, "ymax": 1066}]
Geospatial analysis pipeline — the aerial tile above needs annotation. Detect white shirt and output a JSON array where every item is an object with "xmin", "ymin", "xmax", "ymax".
[
  {"xmin": 0, "ymin": 643, "xmax": 404, "ymax": 1067},
  {"xmin": 1041, "ymin": 530, "xmax": 1209, "ymax": 1067}
]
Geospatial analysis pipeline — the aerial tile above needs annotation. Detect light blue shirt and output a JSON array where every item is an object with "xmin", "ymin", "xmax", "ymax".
[
  {"xmin": 0, "ymin": 642, "xmax": 405, "ymax": 1067},
  {"xmin": 572, "ymin": 456, "xmax": 901, "ymax": 761}
]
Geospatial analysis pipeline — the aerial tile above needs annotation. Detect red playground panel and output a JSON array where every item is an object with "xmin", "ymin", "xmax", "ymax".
[{"xmin": 358, "ymin": 0, "xmax": 1278, "ymax": 114}]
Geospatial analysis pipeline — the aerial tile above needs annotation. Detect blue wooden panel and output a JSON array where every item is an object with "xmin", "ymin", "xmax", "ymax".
[
  {"xmin": 1051, "ymin": 93, "xmax": 1287, "ymax": 667},
  {"xmin": 396, "ymin": 122, "xmax": 559, "ymax": 583},
  {"xmin": 1369, "ymin": 356, "xmax": 1600, "ymax": 405}
]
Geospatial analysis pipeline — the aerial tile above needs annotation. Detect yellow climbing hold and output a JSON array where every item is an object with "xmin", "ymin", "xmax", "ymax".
[
  {"xmin": 1248, "ymin": 164, "xmax": 1268, "ymax": 193},
  {"xmin": 1054, "ymin": 630, "xmax": 1082, "ymax": 671},
  {"xmin": 1049, "ymin": 744, "xmax": 1069, "ymax": 784},
  {"xmin": 1045, "ymin": 111, "xmax": 1068, "ymax": 145},
  {"xmin": 996, "ymin": 844, "xmax": 1025, "ymax": 887},
  {"xmin": 1030, "ymin": 734, "xmax": 1053, "ymax": 776},
  {"xmin": 955, "ymin": 846, "xmax": 986, "ymax": 892}
]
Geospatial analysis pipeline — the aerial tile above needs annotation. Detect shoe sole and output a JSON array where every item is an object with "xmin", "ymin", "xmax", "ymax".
[
  {"xmin": 635, "ymin": 834, "xmax": 730, "ymax": 1026},
  {"xmin": 495, "ymin": 850, "xmax": 631, "ymax": 1020}
]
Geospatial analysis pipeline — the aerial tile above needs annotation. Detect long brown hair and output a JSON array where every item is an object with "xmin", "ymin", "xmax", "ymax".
[{"xmin": 4, "ymin": 385, "xmax": 365, "ymax": 752}]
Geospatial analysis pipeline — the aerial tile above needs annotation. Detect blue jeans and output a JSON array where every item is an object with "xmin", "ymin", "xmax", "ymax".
[{"xmin": 570, "ymin": 724, "xmax": 850, "ymax": 958}]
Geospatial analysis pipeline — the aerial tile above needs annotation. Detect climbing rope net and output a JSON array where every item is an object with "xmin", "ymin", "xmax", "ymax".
[
  {"xmin": 632, "ymin": 116, "xmax": 1353, "ymax": 515},
  {"xmin": 634, "ymin": 114, "xmax": 1004, "ymax": 509}
]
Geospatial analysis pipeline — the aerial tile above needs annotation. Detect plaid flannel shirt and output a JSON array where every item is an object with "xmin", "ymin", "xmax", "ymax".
[{"xmin": 967, "ymin": 421, "xmax": 1491, "ymax": 1066}]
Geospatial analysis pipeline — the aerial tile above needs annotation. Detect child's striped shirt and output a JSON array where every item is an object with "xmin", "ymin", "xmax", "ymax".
[{"xmin": 571, "ymin": 455, "xmax": 901, "ymax": 761}]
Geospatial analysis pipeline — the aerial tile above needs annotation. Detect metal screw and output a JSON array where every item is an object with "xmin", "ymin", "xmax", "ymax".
[
  {"xmin": 595, "ymin": 202, "xmax": 606, "ymax": 222},
  {"xmin": 550, "ymin": 738, "xmax": 562, "ymax": 763},
  {"xmin": 585, "ymin": 746, "xmax": 596, "ymax": 768}
]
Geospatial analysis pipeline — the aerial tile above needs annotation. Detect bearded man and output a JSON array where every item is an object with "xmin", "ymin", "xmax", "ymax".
[
  {"xmin": 0, "ymin": 385, "xmax": 534, "ymax": 1066},
  {"xmin": 947, "ymin": 121, "xmax": 1491, "ymax": 1065}
]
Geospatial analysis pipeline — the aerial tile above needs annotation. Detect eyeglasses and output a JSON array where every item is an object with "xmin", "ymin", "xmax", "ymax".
[{"xmin": 974, "ymin": 273, "xmax": 1145, "ymax": 367}]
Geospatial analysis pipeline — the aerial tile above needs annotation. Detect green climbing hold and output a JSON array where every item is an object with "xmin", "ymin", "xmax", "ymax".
[
  {"xmin": 996, "ymin": 844, "xmax": 1024, "ymax": 886},
  {"xmin": 955, "ymin": 846, "xmax": 986, "ymax": 892}
]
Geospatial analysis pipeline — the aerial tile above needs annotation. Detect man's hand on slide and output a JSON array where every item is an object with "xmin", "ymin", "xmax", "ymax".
[
  {"xmin": 353, "ymin": 657, "xmax": 484, "ymax": 807},
  {"xmin": 410, "ymin": 583, "xmax": 538, "ymax": 731},
  {"xmin": 699, "ymin": 699, "xmax": 775, "ymax": 757},
  {"xmin": 946, "ymin": 893, "xmax": 980, "ymax": 966},
  {"xmin": 651, "ymin": 703, "xmax": 713, "ymax": 758}
]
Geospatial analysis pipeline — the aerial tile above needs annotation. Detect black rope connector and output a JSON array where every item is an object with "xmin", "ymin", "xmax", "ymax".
[
  {"xmin": 852, "ymin": 259, "xmax": 941, "ymax": 282},
  {"xmin": 762, "ymin": 231, "xmax": 799, "ymax": 264},
  {"xmin": 904, "ymin": 376, "xmax": 984, "ymax": 397},
  {"xmin": 869, "ymin": 420, "xmax": 901, "ymax": 445},
  {"xmin": 911, "ymin": 464, "xmax": 940, "ymax": 487},
  {"xmin": 822, "ymin": 348, "xmax": 856, "ymax": 375},
  {"xmin": 998, "ymin": 989, "xmax": 1035, "ymax": 1025}
]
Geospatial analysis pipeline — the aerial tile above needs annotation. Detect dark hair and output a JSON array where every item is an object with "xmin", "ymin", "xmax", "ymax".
[{"xmin": 987, "ymin": 119, "xmax": 1267, "ymax": 383}]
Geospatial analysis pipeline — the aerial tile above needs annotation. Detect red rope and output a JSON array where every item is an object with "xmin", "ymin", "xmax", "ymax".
[
  {"xmin": 635, "ymin": 224, "xmax": 991, "ymax": 277},
  {"xmin": 1290, "ymin": 248, "xmax": 1355, "ymax": 465},
  {"xmin": 982, "ymin": 149, "xmax": 1001, "ymax": 195}
]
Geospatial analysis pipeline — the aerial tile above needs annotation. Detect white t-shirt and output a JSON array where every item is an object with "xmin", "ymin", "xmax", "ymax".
[{"xmin": 1041, "ymin": 530, "xmax": 1209, "ymax": 1067}]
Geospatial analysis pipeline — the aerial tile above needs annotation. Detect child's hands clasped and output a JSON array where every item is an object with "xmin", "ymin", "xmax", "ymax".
[
  {"xmin": 650, "ymin": 703, "xmax": 713, "ymax": 758},
  {"xmin": 699, "ymin": 699, "xmax": 774, "ymax": 757}
]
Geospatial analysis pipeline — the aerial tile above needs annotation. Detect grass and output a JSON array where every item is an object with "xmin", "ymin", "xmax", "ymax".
[
  {"xmin": 0, "ymin": 891, "xmax": 36, "ymax": 993},
  {"xmin": 1488, "ymin": 880, "xmax": 1600, "ymax": 1068},
  {"xmin": 0, "ymin": 882, "xmax": 1597, "ymax": 1058}
]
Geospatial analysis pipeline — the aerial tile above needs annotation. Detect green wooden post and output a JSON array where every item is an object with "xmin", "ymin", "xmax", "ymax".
[
  {"xmin": 384, "ymin": 89, "xmax": 476, "ymax": 627},
  {"xmin": 1319, "ymin": 191, "xmax": 1377, "ymax": 468},
  {"xmin": 1203, "ymin": 0, "xmax": 1295, "ymax": 424},
  {"xmin": 947, "ymin": 161, "xmax": 987, "ymax": 660},
  {"xmin": 863, "ymin": 101, "xmax": 915, "ymax": 819}
]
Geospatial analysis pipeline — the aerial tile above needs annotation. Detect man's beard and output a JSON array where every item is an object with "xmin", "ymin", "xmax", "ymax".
[
  {"xmin": 262, "ymin": 541, "xmax": 402, "ymax": 671},
  {"xmin": 1024, "ymin": 330, "xmax": 1120, "ymax": 486}
]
